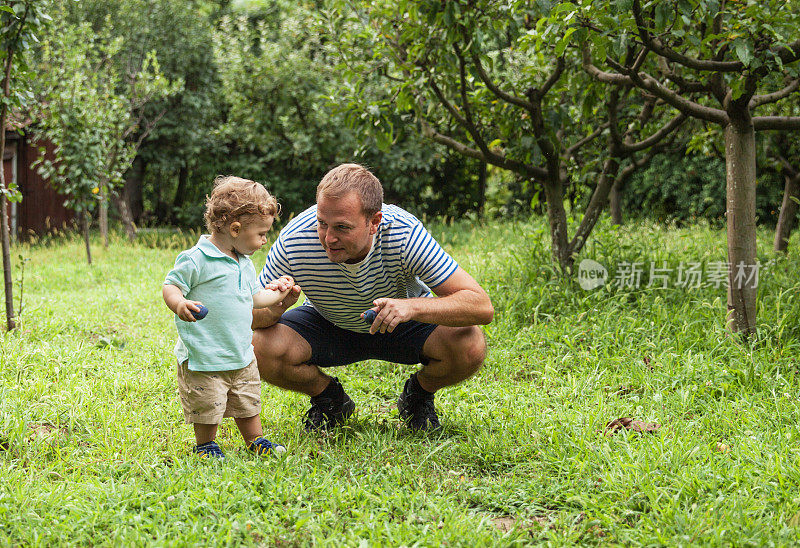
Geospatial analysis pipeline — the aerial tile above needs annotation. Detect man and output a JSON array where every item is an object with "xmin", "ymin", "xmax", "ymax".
[{"xmin": 253, "ymin": 164, "xmax": 493, "ymax": 431}]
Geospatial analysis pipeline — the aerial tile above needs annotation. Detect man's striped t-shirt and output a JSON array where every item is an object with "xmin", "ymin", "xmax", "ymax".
[{"xmin": 258, "ymin": 204, "xmax": 458, "ymax": 333}]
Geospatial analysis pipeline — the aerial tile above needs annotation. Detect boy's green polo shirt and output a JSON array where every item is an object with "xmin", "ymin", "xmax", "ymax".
[{"xmin": 164, "ymin": 236, "xmax": 260, "ymax": 372}]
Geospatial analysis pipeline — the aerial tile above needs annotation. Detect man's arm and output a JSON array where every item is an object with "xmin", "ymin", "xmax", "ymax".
[{"xmin": 367, "ymin": 267, "xmax": 493, "ymax": 334}]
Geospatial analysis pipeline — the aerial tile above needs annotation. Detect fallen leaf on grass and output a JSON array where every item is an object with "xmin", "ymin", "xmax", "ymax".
[
  {"xmin": 715, "ymin": 442, "xmax": 730, "ymax": 453},
  {"xmin": 605, "ymin": 417, "xmax": 660, "ymax": 435}
]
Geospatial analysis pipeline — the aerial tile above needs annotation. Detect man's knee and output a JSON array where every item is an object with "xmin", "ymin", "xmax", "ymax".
[
  {"xmin": 459, "ymin": 326, "xmax": 487, "ymax": 371},
  {"xmin": 252, "ymin": 324, "xmax": 310, "ymax": 377},
  {"xmin": 427, "ymin": 325, "xmax": 486, "ymax": 370}
]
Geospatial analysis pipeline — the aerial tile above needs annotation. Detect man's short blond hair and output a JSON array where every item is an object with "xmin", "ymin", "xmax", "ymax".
[
  {"xmin": 316, "ymin": 164, "xmax": 383, "ymax": 217},
  {"xmin": 204, "ymin": 176, "xmax": 279, "ymax": 233}
]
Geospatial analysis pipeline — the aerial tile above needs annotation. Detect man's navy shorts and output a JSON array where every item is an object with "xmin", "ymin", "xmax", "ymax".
[{"xmin": 277, "ymin": 305, "xmax": 437, "ymax": 367}]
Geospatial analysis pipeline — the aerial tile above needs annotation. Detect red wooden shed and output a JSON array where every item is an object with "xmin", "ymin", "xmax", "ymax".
[{"xmin": 2, "ymin": 118, "xmax": 73, "ymax": 238}]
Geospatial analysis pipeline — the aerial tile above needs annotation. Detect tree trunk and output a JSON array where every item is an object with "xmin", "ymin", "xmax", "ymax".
[
  {"xmin": 568, "ymin": 157, "xmax": 619, "ymax": 257},
  {"xmin": 725, "ymin": 120, "xmax": 757, "ymax": 335},
  {"xmin": 610, "ymin": 179, "xmax": 623, "ymax": 225},
  {"xmin": 99, "ymin": 182, "xmax": 108, "ymax": 248},
  {"xmin": 82, "ymin": 211, "xmax": 93, "ymax": 265},
  {"xmin": 0, "ymin": 158, "xmax": 15, "ymax": 331},
  {"xmin": 111, "ymin": 191, "xmax": 137, "ymax": 241},
  {"xmin": 774, "ymin": 171, "xmax": 800, "ymax": 253},
  {"xmin": 0, "ymin": 47, "xmax": 15, "ymax": 330},
  {"xmin": 124, "ymin": 155, "xmax": 145, "ymax": 223},
  {"xmin": 476, "ymin": 161, "xmax": 487, "ymax": 215},
  {"xmin": 170, "ymin": 164, "xmax": 189, "ymax": 223},
  {"xmin": 542, "ymin": 179, "xmax": 571, "ymax": 272}
]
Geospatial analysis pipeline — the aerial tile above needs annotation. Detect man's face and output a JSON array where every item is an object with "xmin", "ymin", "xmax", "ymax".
[{"xmin": 316, "ymin": 192, "xmax": 381, "ymax": 264}]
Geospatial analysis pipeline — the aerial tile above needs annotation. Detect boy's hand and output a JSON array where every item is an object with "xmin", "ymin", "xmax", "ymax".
[
  {"xmin": 176, "ymin": 300, "xmax": 205, "ymax": 322},
  {"xmin": 264, "ymin": 275, "xmax": 294, "ymax": 292}
]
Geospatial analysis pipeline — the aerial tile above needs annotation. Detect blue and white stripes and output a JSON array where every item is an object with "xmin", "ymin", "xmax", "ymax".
[{"xmin": 258, "ymin": 204, "xmax": 458, "ymax": 333}]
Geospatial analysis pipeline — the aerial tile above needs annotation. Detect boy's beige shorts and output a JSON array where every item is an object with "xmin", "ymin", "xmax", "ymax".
[{"xmin": 176, "ymin": 359, "xmax": 261, "ymax": 424}]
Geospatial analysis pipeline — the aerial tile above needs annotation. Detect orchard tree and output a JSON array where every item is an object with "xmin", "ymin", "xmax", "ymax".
[
  {"xmin": 572, "ymin": 0, "xmax": 800, "ymax": 334},
  {"xmin": 0, "ymin": 0, "xmax": 48, "ymax": 330},
  {"xmin": 66, "ymin": 0, "xmax": 221, "ymax": 226},
  {"xmin": 325, "ymin": 0, "xmax": 684, "ymax": 271},
  {"xmin": 32, "ymin": 17, "xmax": 177, "ymax": 263}
]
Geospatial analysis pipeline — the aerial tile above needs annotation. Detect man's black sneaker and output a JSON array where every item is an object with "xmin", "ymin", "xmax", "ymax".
[
  {"xmin": 303, "ymin": 377, "xmax": 356, "ymax": 432},
  {"xmin": 397, "ymin": 376, "xmax": 442, "ymax": 431}
]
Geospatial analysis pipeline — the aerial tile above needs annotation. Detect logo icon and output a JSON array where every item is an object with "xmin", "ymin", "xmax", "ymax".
[{"xmin": 578, "ymin": 259, "xmax": 607, "ymax": 290}]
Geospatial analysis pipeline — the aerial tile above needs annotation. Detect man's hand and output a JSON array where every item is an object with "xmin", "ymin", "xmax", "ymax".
[
  {"xmin": 361, "ymin": 267, "xmax": 493, "ymax": 333},
  {"xmin": 254, "ymin": 276, "xmax": 295, "ymax": 309},
  {"xmin": 366, "ymin": 298, "xmax": 417, "ymax": 334},
  {"xmin": 252, "ymin": 278, "xmax": 302, "ymax": 329}
]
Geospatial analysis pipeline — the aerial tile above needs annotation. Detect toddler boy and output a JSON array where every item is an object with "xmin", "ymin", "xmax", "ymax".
[{"xmin": 163, "ymin": 176, "xmax": 292, "ymax": 459}]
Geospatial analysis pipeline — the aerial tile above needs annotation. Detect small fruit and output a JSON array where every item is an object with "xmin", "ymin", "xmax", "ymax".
[
  {"xmin": 192, "ymin": 305, "xmax": 209, "ymax": 320},
  {"xmin": 363, "ymin": 309, "xmax": 377, "ymax": 324}
]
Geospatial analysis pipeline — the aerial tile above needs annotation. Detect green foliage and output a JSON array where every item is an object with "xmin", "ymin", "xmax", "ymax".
[
  {"xmin": 0, "ymin": 0, "xmax": 51, "ymax": 203},
  {"xmin": 211, "ymin": 4, "xmax": 351, "ymax": 215},
  {"xmin": 30, "ymin": 10, "xmax": 178, "ymax": 214},
  {"xmin": 0, "ymin": 0, "xmax": 50, "ymax": 113},
  {"xmin": 621, "ymin": 151, "xmax": 784, "ymax": 227},
  {"xmin": 63, "ymin": 0, "xmax": 223, "ymax": 224},
  {"xmin": 189, "ymin": 0, "xmax": 485, "ymax": 223}
]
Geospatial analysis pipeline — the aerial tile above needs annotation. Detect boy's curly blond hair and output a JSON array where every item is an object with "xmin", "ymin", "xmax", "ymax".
[{"xmin": 204, "ymin": 176, "xmax": 280, "ymax": 233}]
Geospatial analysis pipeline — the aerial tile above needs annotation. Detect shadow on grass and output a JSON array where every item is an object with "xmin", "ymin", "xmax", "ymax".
[{"xmin": 305, "ymin": 415, "xmax": 469, "ymax": 445}]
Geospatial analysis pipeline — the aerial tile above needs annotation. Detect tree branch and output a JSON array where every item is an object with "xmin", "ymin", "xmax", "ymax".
[
  {"xmin": 469, "ymin": 49, "xmax": 534, "ymax": 111},
  {"xmin": 753, "ymin": 116, "xmax": 800, "ymax": 130},
  {"xmin": 749, "ymin": 79, "xmax": 800, "ymax": 109},
  {"xmin": 632, "ymin": 0, "xmax": 744, "ymax": 72},
  {"xmin": 565, "ymin": 122, "xmax": 609, "ymax": 157},
  {"xmin": 774, "ymin": 39, "xmax": 800, "ymax": 66},
  {"xmin": 604, "ymin": 56, "xmax": 729, "ymax": 124},
  {"xmin": 453, "ymin": 43, "xmax": 492, "ymax": 159},
  {"xmin": 621, "ymin": 111, "xmax": 687, "ymax": 153},
  {"xmin": 777, "ymin": 154, "xmax": 798, "ymax": 177},
  {"xmin": 567, "ymin": 156, "xmax": 618, "ymax": 256},
  {"xmin": 581, "ymin": 44, "xmax": 632, "ymax": 85},
  {"xmin": 656, "ymin": 56, "xmax": 710, "ymax": 93},
  {"xmin": 417, "ymin": 116, "xmax": 547, "ymax": 180},
  {"xmin": 539, "ymin": 56, "xmax": 566, "ymax": 98}
]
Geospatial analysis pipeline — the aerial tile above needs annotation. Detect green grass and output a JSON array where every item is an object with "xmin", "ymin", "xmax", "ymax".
[{"xmin": 2, "ymin": 218, "xmax": 800, "ymax": 546}]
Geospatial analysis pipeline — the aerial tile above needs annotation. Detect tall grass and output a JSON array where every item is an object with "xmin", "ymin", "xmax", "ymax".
[{"xmin": 1, "ymin": 218, "xmax": 799, "ymax": 545}]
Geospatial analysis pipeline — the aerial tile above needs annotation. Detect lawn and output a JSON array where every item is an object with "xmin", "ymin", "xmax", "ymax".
[{"xmin": 1, "ymin": 218, "xmax": 800, "ymax": 546}]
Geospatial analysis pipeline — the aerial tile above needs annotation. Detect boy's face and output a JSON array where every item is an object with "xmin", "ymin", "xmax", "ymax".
[
  {"xmin": 316, "ymin": 191, "xmax": 381, "ymax": 264},
  {"xmin": 231, "ymin": 215, "xmax": 274, "ymax": 256}
]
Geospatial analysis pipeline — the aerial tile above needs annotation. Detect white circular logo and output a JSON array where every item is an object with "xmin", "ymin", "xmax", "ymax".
[{"xmin": 578, "ymin": 259, "xmax": 607, "ymax": 290}]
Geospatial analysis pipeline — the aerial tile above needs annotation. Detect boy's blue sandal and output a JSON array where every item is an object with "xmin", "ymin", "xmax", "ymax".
[
  {"xmin": 247, "ymin": 437, "xmax": 286, "ymax": 455},
  {"xmin": 193, "ymin": 441, "xmax": 225, "ymax": 459}
]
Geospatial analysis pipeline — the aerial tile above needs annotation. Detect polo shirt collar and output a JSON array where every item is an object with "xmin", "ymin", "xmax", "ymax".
[{"xmin": 195, "ymin": 235, "xmax": 238, "ymax": 261}]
